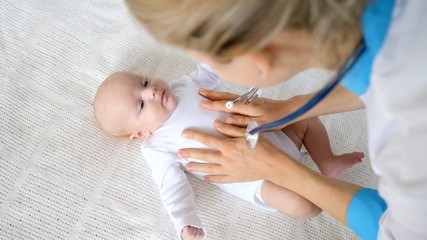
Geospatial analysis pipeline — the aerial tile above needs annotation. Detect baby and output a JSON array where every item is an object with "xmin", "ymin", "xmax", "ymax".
[{"xmin": 93, "ymin": 63, "xmax": 364, "ymax": 240}]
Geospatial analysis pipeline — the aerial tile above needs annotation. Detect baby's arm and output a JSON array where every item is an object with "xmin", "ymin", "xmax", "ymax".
[
  {"xmin": 161, "ymin": 162, "xmax": 205, "ymax": 239},
  {"xmin": 143, "ymin": 149, "xmax": 204, "ymax": 239}
]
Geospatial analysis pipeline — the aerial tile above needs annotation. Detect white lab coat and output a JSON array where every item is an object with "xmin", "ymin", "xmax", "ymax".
[{"xmin": 361, "ymin": 1, "xmax": 427, "ymax": 238}]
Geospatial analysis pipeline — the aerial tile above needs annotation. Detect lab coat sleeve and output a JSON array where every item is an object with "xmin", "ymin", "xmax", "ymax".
[
  {"xmin": 360, "ymin": 1, "xmax": 427, "ymax": 239},
  {"xmin": 346, "ymin": 188, "xmax": 387, "ymax": 240},
  {"xmin": 142, "ymin": 149, "xmax": 204, "ymax": 239}
]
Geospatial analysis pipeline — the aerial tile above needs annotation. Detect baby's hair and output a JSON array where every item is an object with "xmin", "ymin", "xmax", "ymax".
[
  {"xmin": 125, "ymin": 0, "xmax": 368, "ymax": 64},
  {"xmin": 93, "ymin": 72, "xmax": 134, "ymax": 138}
]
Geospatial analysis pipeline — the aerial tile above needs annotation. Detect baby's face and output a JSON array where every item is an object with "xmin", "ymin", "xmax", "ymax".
[{"xmin": 95, "ymin": 72, "xmax": 177, "ymax": 137}]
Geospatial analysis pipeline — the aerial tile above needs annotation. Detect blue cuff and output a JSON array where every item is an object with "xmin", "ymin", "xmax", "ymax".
[
  {"xmin": 341, "ymin": 0, "xmax": 395, "ymax": 96},
  {"xmin": 347, "ymin": 188, "xmax": 387, "ymax": 240}
]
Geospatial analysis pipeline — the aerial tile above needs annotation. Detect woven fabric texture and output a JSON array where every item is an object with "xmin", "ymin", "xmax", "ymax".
[{"xmin": 0, "ymin": 0, "xmax": 376, "ymax": 239}]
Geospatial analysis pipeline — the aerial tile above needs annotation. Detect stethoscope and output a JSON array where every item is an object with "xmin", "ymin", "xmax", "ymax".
[{"xmin": 225, "ymin": 41, "xmax": 366, "ymax": 149}]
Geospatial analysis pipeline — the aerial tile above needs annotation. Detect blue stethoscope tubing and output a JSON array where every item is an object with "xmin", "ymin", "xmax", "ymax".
[{"xmin": 248, "ymin": 41, "xmax": 366, "ymax": 137}]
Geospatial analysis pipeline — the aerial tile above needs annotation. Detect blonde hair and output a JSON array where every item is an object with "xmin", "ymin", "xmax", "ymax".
[{"xmin": 125, "ymin": 0, "xmax": 368, "ymax": 63}]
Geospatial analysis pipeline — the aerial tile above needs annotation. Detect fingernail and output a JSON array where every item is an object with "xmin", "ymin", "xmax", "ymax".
[
  {"xmin": 182, "ymin": 130, "xmax": 189, "ymax": 137},
  {"xmin": 199, "ymin": 88, "xmax": 207, "ymax": 94},
  {"xmin": 214, "ymin": 120, "xmax": 223, "ymax": 128},
  {"xmin": 177, "ymin": 151, "xmax": 183, "ymax": 157},
  {"xmin": 185, "ymin": 164, "xmax": 192, "ymax": 170}
]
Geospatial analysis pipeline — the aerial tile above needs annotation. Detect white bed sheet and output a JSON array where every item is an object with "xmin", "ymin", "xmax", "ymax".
[{"xmin": 0, "ymin": 0, "xmax": 377, "ymax": 239}]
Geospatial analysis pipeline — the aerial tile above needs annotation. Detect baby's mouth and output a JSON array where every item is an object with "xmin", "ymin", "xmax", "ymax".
[{"xmin": 162, "ymin": 89, "xmax": 167, "ymax": 104}]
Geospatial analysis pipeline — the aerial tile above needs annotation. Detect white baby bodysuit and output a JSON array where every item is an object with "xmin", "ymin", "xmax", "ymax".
[{"xmin": 141, "ymin": 63, "xmax": 305, "ymax": 238}]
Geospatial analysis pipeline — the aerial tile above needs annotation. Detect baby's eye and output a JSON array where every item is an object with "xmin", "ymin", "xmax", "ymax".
[
  {"xmin": 140, "ymin": 101, "xmax": 144, "ymax": 109},
  {"xmin": 144, "ymin": 78, "xmax": 150, "ymax": 87}
]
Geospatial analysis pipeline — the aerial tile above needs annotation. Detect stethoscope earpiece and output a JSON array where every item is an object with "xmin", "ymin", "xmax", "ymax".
[
  {"xmin": 226, "ymin": 101, "xmax": 234, "ymax": 109},
  {"xmin": 225, "ymin": 88, "xmax": 263, "ymax": 110}
]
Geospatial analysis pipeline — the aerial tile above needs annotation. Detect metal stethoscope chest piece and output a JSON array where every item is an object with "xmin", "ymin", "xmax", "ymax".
[
  {"xmin": 225, "ymin": 41, "xmax": 366, "ymax": 150},
  {"xmin": 245, "ymin": 121, "xmax": 259, "ymax": 149}
]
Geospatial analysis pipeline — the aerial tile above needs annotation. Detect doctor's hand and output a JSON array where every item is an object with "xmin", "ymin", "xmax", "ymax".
[
  {"xmin": 198, "ymin": 89, "xmax": 299, "ymax": 129},
  {"xmin": 178, "ymin": 120, "xmax": 294, "ymax": 183}
]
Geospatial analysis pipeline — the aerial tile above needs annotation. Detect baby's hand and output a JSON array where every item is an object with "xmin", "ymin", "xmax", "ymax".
[{"xmin": 180, "ymin": 225, "xmax": 204, "ymax": 240}]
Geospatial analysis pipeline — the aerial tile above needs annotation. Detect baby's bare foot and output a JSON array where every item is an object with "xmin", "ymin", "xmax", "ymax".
[{"xmin": 320, "ymin": 152, "xmax": 364, "ymax": 178}]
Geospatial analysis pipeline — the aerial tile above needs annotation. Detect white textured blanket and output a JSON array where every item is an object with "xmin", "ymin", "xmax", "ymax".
[{"xmin": 0, "ymin": 0, "xmax": 377, "ymax": 239}]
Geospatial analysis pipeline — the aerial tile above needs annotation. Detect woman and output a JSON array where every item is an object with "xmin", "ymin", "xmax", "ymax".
[{"xmin": 125, "ymin": 0, "xmax": 427, "ymax": 239}]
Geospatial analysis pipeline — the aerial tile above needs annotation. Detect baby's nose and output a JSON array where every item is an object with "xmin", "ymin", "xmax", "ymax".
[{"xmin": 144, "ymin": 86, "xmax": 160, "ymax": 98}]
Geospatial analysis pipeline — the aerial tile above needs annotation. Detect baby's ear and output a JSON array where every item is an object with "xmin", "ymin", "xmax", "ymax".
[{"xmin": 129, "ymin": 131, "xmax": 152, "ymax": 141}]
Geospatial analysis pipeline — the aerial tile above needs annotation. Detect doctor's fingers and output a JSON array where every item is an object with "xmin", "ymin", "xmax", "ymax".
[
  {"xmin": 181, "ymin": 129, "xmax": 247, "ymax": 151},
  {"xmin": 214, "ymin": 120, "xmax": 246, "ymax": 137},
  {"xmin": 199, "ymin": 90, "xmax": 258, "ymax": 115},
  {"xmin": 178, "ymin": 148, "xmax": 222, "ymax": 164},
  {"xmin": 200, "ymin": 101, "xmax": 262, "ymax": 127},
  {"xmin": 225, "ymin": 114, "xmax": 259, "ymax": 127},
  {"xmin": 185, "ymin": 161, "xmax": 225, "ymax": 175},
  {"xmin": 198, "ymin": 89, "xmax": 238, "ymax": 101},
  {"xmin": 199, "ymin": 97, "xmax": 257, "ymax": 114},
  {"xmin": 184, "ymin": 162, "xmax": 239, "ymax": 183},
  {"xmin": 203, "ymin": 174, "xmax": 240, "ymax": 184}
]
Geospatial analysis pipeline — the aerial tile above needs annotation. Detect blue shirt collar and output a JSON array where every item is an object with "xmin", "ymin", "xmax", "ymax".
[{"xmin": 340, "ymin": 0, "xmax": 395, "ymax": 96}]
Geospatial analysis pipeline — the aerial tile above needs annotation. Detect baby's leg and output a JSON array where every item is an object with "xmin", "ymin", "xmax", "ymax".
[
  {"xmin": 282, "ymin": 117, "xmax": 363, "ymax": 178},
  {"xmin": 260, "ymin": 180, "xmax": 321, "ymax": 218}
]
